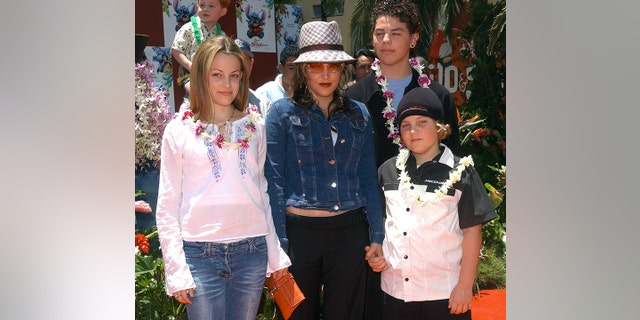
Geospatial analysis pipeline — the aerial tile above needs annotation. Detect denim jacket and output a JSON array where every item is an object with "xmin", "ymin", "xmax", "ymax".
[{"xmin": 265, "ymin": 97, "xmax": 385, "ymax": 250}]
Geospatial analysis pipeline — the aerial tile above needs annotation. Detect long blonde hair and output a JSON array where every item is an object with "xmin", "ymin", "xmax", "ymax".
[{"xmin": 189, "ymin": 36, "xmax": 250, "ymax": 122}]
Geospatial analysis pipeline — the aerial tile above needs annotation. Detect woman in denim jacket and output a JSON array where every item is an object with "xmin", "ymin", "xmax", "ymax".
[{"xmin": 264, "ymin": 21, "xmax": 384, "ymax": 320}]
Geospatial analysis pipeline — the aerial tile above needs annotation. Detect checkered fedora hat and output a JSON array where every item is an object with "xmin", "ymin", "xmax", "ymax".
[{"xmin": 293, "ymin": 21, "xmax": 355, "ymax": 64}]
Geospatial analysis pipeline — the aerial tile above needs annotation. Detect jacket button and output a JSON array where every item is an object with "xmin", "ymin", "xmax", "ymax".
[{"xmin": 328, "ymin": 160, "xmax": 335, "ymax": 165}]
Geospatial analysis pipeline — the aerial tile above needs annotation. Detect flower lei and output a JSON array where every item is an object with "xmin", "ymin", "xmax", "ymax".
[
  {"xmin": 395, "ymin": 148, "xmax": 474, "ymax": 204},
  {"xmin": 371, "ymin": 57, "xmax": 431, "ymax": 146},
  {"xmin": 181, "ymin": 104, "xmax": 260, "ymax": 149}
]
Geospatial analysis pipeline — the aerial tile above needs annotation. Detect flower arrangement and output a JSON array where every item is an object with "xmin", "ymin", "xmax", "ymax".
[
  {"xmin": 371, "ymin": 57, "xmax": 431, "ymax": 146},
  {"xmin": 135, "ymin": 61, "xmax": 172, "ymax": 171},
  {"xmin": 395, "ymin": 148, "xmax": 474, "ymax": 204}
]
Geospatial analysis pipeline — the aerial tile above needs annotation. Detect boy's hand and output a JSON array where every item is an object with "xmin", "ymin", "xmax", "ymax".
[
  {"xmin": 365, "ymin": 244, "xmax": 387, "ymax": 272},
  {"xmin": 448, "ymin": 284, "xmax": 473, "ymax": 314}
]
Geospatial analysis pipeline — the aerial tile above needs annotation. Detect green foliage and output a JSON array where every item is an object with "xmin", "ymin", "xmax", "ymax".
[
  {"xmin": 161, "ymin": 0, "xmax": 170, "ymax": 16},
  {"xmin": 482, "ymin": 164, "xmax": 506, "ymax": 257},
  {"xmin": 135, "ymin": 227, "xmax": 187, "ymax": 319},
  {"xmin": 256, "ymin": 288, "xmax": 278, "ymax": 320},
  {"xmin": 457, "ymin": 0, "xmax": 506, "ymax": 258},
  {"xmin": 475, "ymin": 247, "xmax": 506, "ymax": 292}
]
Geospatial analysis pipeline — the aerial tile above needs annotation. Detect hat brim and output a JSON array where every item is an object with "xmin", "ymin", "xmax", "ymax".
[
  {"xmin": 396, "ymin": 107, "xmax": 443, "ymax": 126},
  {"xmin": 293, "ymin": 50, "xmax": 355, "ymax": 64}
]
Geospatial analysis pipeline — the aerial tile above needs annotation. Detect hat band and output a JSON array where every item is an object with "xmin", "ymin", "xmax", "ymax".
[{"xmin": 300, "ymin": 44, "xmax": 344, "ymax": 53}]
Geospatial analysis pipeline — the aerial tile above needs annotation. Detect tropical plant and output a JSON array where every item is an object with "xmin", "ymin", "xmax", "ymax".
[
  {"xmin": 135, "ymin": 226, "xmax": 187, "ymax": 319},
  {"xmin": 475, "ymin": 246, "xmax": 506, "ymax": 293},
  {"xmin": 458, "ymin": 0, "xmax": 506, "ymax": 258}
]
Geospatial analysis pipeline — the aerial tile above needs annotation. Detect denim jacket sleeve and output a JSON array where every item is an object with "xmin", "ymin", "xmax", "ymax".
[
  {"xmin": 353, "ymin": 100, "xmax": 385, "ymax": 244},
  {"xmin": 264, "ymin": 101, "xmax": 290, "ymax": 250}
]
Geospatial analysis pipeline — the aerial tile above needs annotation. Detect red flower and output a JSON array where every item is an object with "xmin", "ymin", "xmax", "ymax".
[{"xmin": 135, "ymin": 233, "xmax": 150, "ymax": 254}]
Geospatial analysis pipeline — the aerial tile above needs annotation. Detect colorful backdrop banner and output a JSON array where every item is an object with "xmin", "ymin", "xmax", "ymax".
[
  {"xmin": 143, "ymin": 46, "xmax": 176, "ymax": 113},
  {"xmin": 235, "ymin": 0, "xmax": 276, "ymax": 53},
  {"xmin": 275, "ymin": 4, "xmax": 304, "ymax": 59},
  {"xmin": 162, "ymin": 0, "xmax": 198, "ymax": 48}
]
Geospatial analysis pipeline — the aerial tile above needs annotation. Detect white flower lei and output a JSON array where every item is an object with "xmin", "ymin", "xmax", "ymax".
[
  {"xmin": 180, "ymin": 104, "xmax": 260, "ymax": 150},
  {"xmin": 371, "ymin": 57, "xmax": 431, "ymax": 146},
  {"xmin": 395, "ymin": 148, "xmax": 474, "ymax": 204}
]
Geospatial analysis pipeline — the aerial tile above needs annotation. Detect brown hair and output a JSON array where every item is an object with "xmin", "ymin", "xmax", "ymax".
[
  {"xmin": 371, "ymin": 0, "xmax": 423, "ymax": 56},
  {"xmin": 189, "ymin": 36, "xmax": 250, "ymax": 122}
]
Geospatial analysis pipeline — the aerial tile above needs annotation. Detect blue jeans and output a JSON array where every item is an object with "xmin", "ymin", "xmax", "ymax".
[{"xmin": 183, "ymin": 236, "xmax": 268, "ymax": 320}]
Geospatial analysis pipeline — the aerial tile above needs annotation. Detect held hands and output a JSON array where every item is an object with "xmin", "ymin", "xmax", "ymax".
[
  {"xmin": 448, "ymin": 284, "xmax": 473, "ymax": 314},
  {"xmin": 173, "ymin": 288, "xmax": 195, "ymax": 305},
  {"xmin": 364, "ymin": 243, "xmax": 387, "ymax": 272}
]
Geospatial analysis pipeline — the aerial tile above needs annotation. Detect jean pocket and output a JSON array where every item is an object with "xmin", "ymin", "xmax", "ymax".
[
  {"xmin": 183, "ymin": 241, "xmax": 207, "ymax": 258},
  {"xmin": 249, "ymin": 236, "xmax": 267, "ymax": 253}
]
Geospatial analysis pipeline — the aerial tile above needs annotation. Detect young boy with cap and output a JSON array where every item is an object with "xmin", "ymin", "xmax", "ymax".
[{"xmin": 371, "ymin": 87, "xmax": 497, "ymax": 319}]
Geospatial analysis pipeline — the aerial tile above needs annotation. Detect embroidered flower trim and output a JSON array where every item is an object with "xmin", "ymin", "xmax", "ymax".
[
  {"xmin": 395, "ymin": 148, "xmax": 474, "ymax": 204},
  {"xmin": 371, "ymin": 57, "xmax": 431, "ymax": 146},
  {"xmin": 181, "ymin": 104, "xmax": 260, "ymax": 149}
]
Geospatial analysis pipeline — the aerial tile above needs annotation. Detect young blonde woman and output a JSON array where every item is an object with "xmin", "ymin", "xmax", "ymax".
[{"xmin": 156, "ymin": 36, "xmax": 290, "ymax": 320}]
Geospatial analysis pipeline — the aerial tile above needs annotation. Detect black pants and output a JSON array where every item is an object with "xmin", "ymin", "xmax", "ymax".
[
  {"xmin": 286, "ymin": 208, "xmax": 369, "ymax": 320},
  {"xmin": 383, "ymin": 293, "xmax": 472, "ymax": 320}
]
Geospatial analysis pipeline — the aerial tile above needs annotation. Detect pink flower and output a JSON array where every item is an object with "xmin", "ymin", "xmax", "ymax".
[
  {"xmin": 245, "ymin": 104, "xmax": 258, "ymax": 114},
  {"xmin": 246, "ymin": 123, "xmax": 256, "ymax": 132},
  {"xmin": 375, "ymin": 74, "xmax": 386, "ymax": 83},
  {"xmin": 238, "ymin": 139, "xmax": 249, "ymax": 149},
  {"xmin": 383, "ymin": 111, "xmax": 396, "ymax": 119},
  {"xmin": 409, "ymin": 58, "xmax": 420, "ymax": 68},
  {"xmin": 195, "ymin": 124, "xmax": 205, "ymax": 136},
  {"xmin": 382, "ymin": 90, "xmax": 394, "ymax": 99},
  {"xmin": 387, "ymin": 131, "xmax": 399, "ymax": 139},
  {"xmin": 418, "ymin": 75, "xmax": 431, "ymax": 87},
  {"xmin": 182, "ymin": 110, "xmax": 194, "ymax": 120},
  {"xmin": 215, "ymin": 134, "xmax": 224, "ymax": 148}
]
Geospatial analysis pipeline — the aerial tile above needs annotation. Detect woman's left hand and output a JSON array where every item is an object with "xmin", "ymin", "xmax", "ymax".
[{"xmin": 173, "ymin": 288, "xmax": 194, "ymax": 305}]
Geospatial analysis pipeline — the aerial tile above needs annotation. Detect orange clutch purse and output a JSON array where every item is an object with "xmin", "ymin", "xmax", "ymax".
[{"xmin": 264, "ymin": 271, "xmax": 305, "ymax": 320}]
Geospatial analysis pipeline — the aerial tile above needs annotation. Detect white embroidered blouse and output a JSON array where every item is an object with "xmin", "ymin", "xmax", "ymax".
[{"xmin": 156, "ymin": 112, "xmax": 290, "ymax": 295}]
